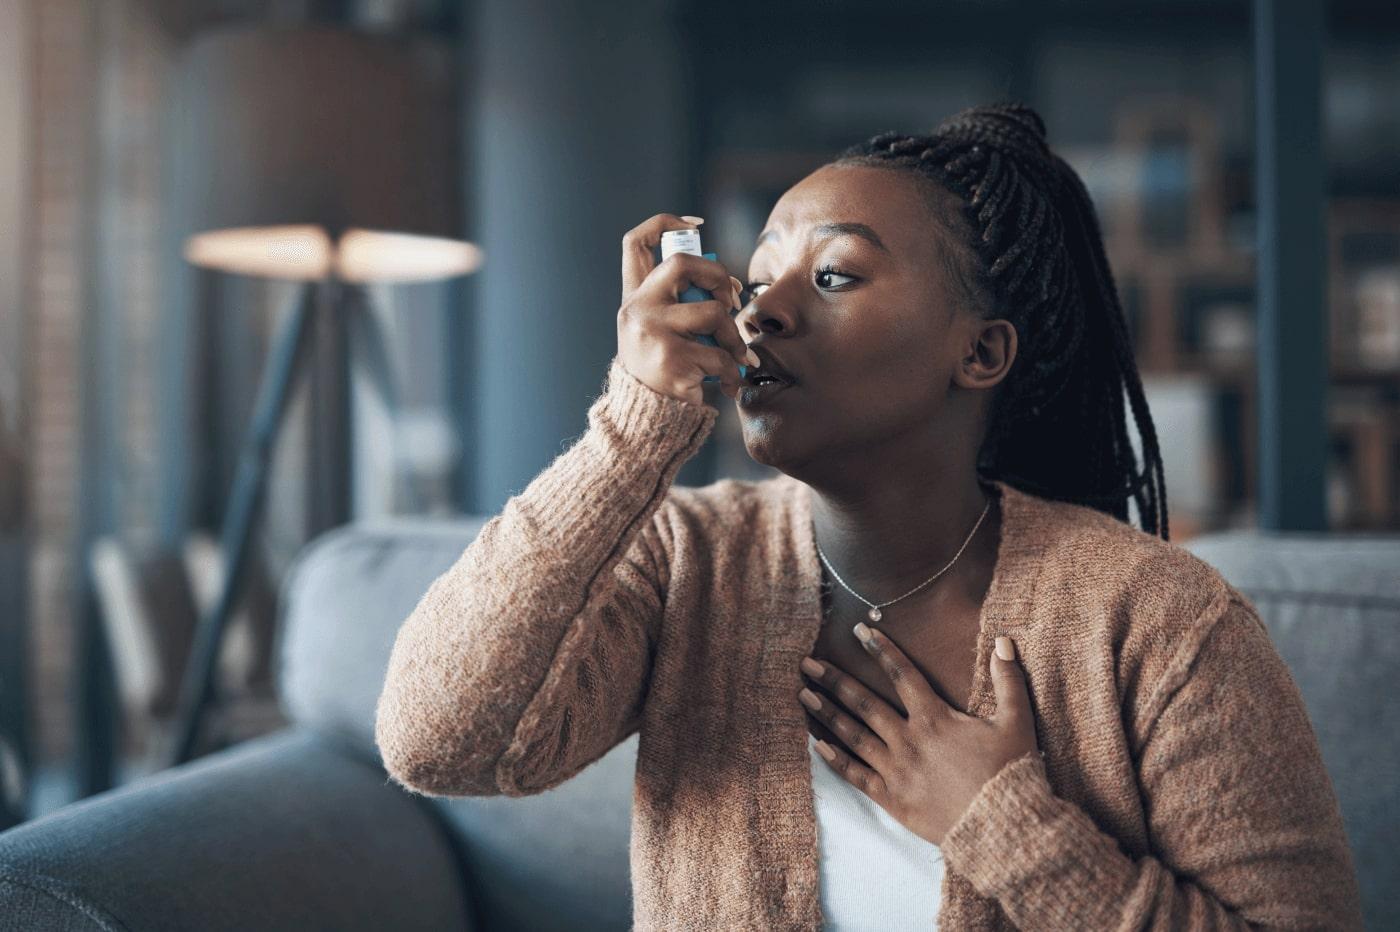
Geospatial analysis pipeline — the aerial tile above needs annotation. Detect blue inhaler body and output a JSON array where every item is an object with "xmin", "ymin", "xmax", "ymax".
[{"xmin": 659, "ymin": 228, "xmax": 746, "ymax": 384}]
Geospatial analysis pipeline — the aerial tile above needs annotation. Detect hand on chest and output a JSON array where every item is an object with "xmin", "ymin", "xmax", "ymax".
[{"xmin": 804, "ymin": 586, "xmax": 982, "ymax": 753}]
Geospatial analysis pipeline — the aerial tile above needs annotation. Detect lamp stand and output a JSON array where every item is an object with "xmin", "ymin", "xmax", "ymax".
[
  {"xmin": 165, "ymin": 277, "xmax": 341, "ymax": 767},
  {"xmin": 309, "ymin": 277, "xmax": 354, "ymax": 538}
]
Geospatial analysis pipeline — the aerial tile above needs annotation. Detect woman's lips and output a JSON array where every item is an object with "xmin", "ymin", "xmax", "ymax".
[
  {"xmin": 744, "ymin": 344, "xmax": 797, "ymax": 385},
  {"xmin": 736, "ymin": 380, "xmax": 793, "ymax": 407}
]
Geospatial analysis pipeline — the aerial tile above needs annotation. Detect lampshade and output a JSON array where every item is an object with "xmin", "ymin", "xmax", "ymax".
[
  {"xmin": 181, "ymin": 224, "xmax": 483, "ymax": 283},
  {"xmin": 168, "ymin": 24, "xmax": 476, "ymax": 282}
]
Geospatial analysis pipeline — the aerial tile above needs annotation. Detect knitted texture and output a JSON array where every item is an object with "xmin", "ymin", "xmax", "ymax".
[{"xmin": 374, "ymin": 356, "xmax": 1363, "ymax": 931}]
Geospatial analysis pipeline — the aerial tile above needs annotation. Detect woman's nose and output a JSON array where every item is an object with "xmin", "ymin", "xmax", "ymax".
[
  {"xmin": 740, "ymin": 308, "xmax": 781, "ymax": 338},
  {"xmin": 738, "ymin": 293, "xmax": 796, "ymax": 337}
]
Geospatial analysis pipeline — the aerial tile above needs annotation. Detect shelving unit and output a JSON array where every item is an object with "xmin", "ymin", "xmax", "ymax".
[{"xmin": 1098, "ymin": 97, "xmax": 1400, "ymax": 533}]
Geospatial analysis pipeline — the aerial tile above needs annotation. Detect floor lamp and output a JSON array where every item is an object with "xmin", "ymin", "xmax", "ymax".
[{"xmin": 161, "ymin": 24, "xmax": 481, "ymax": 768}]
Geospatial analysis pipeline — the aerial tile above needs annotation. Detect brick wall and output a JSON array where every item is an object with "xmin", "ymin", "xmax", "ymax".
[
  {"xmin": 28, "ymin": 0, "xmax": 171, "ymax": 768},
  {"xmin": 29, "ymin": 0, "xmax": 90, "ymax": 768}
]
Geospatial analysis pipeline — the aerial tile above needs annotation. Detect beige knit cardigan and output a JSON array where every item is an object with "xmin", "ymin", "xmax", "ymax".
[{"xmin": 374, "ymin": 357, "xmax": 1364, "ymax": 930}]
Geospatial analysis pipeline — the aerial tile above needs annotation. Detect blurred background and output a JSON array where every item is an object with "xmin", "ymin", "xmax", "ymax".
[{"xmin": 0, "ymin": 0, "xmax": 1396, "ymax": 835}]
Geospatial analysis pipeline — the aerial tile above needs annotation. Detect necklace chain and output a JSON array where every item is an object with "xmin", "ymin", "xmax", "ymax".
[{"xmin": 815, "ymin": 497, "xmax": 992, "ymax": 624}]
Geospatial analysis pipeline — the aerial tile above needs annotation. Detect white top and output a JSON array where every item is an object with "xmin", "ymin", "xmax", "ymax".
[{"xmin": 809, "ymin": 732, "xmax": 943, "ymax": 930}]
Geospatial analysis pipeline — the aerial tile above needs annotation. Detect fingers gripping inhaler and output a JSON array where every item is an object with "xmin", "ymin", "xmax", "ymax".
[{"xmin": 659, "ymin": 228, "xmax": 747, "ymax": 385}]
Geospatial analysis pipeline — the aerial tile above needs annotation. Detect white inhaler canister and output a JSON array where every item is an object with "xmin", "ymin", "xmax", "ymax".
[{"xmin": 659, "ymin": 228, "xmax": 745, "ymax": 384}]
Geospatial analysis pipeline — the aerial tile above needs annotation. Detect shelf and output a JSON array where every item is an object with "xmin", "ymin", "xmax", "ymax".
[{"xmin": 1145, "ymin": 356, "xmax": 1400, "ymax": 384}]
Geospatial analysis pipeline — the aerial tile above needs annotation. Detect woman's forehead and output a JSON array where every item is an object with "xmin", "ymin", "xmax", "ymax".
[{"xmin": 758, "ymin": 164, "xmax": 940, "ymax": 260}]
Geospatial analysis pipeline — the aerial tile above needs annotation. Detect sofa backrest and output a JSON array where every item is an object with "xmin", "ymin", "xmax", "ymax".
[
  {"xmin": 275, "ymin": 517, "xmax": 488, "ymax": 761},
  {"xmin": 1182, "ymin": 530, "xmax": 1400, "ymax": 931},
  {"xmin": 274, "ymin": 517, "xmax": 635, "ymax": 931},
  {"xmin": 275, "ymin": 519, "xmax": 1400, "ymax": 931}
]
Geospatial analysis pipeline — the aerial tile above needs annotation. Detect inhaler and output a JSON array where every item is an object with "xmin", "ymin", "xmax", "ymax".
[{"xmin": 659, "ymin": 228, "xmax": 747, "ymax": 384}]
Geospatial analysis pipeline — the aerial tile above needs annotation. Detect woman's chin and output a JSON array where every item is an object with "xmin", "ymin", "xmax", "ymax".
[{"xmin": 740, "ymin": 429, "xmax": 803, "ymax": 473}]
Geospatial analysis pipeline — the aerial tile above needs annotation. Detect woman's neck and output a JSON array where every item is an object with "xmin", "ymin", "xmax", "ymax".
[{"xmin": 808, "ymin": 471, "xmax": 998, "ymax": 601}]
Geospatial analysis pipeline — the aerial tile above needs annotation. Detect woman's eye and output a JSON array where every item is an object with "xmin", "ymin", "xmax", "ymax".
[
  {"xmin": 815, "ymin": 267, "xmax": 856, "ymax": 289},
  {"xmin": 742, "ymin": 268, "xmax": 855, "ymax": 301}
]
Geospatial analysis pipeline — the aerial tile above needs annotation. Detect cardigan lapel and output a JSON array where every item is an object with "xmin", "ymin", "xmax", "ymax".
[{"xmin": 755, "ymin": 475, "xmax": 1047, "ymax": 929}]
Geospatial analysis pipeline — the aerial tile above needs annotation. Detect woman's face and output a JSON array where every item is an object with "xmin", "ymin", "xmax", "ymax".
[{"xmin": 738, "ymin": 162, "xmax": 1012, "ymax": 478}]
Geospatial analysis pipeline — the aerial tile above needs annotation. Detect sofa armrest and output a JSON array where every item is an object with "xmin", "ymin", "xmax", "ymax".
[{"xmin": 0, "ymin": 728, "xmax": 474, "ymax": 932}]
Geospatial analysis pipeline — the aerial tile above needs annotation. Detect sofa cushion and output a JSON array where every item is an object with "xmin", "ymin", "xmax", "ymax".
[
  {"xmin": 274, "ymin": 517, "xmax": 488, "ymax": 763},
  {"xmin": 1183, "ymin": 530, "xmax": 1400, "ymax": 931},
  {"xmin": 0, "ymin": 728, "xmax": 472, "ymax": 931},
  {"xmin": 425, "ymin": 733, "xmax": 636, "ymax": 931},
  {"xmin": 276, "ymin": 517, "xmax": 636, "ymax": 929}
]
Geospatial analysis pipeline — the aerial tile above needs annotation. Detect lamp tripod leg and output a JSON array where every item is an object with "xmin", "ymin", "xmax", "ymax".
[{"xmin": 164, "ymin": 280, "xmax": 319, "ymax": 768}]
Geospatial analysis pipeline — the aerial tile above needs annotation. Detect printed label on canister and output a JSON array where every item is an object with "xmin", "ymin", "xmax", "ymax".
[{"xmin": 660, "ymin": 228, "xmax": 703, "ymax": 261}]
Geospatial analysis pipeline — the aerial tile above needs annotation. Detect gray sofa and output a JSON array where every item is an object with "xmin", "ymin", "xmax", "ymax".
[{"xmin": 0, "ymin": 516, "xmax": 1396, "ymax": 931}]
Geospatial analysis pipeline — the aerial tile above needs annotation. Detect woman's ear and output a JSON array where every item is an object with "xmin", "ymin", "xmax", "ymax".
[{"xmin": 954, "ymin": 318, "xmax": 1016, "ymax": 390}]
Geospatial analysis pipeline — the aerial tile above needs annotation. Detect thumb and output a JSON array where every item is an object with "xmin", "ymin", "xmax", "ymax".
[{"xmin": 990, "ymin": 635, "xmax": 1031, "ymax": 726}]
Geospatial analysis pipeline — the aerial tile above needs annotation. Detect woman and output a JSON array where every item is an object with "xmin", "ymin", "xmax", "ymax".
[{"xmin": 375, "ymin": 102, "xmax": 1362, "ymax": 930}]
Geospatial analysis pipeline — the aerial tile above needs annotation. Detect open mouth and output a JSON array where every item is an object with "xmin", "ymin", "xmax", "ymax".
[
  {"xmin": 736, "ymin": 377, "xmax": 792, "ymax": 406},
  {"xmin": 737, "ymin": 346, "xmax": 796, "ymax": 405}
]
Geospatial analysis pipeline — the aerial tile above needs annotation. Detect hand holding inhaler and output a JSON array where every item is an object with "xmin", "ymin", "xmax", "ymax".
[{"xmin": 617, "ymin": 213, "xmax": 758, "ymax": 407}]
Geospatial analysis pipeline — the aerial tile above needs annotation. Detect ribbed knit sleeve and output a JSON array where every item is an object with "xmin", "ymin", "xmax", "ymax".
[
  {"xmin": 373, "ymin": 357, "xmax": 718, "ymax": 798},
  {"xmin": 940, "ymin": 590, "xmax": 1365, "ymax": 931}
]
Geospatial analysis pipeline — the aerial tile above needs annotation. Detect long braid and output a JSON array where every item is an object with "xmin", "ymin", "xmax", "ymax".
[{"xmin": 834, "ymin": 102, "xmax": 1170, "ymax": 540}]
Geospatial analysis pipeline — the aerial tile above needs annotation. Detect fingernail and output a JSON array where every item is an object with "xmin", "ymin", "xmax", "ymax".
[
  {"xmin": 681, "ymin": 215, "xmax": 705, "ymax": 225},
  {"xmin": 800, "ymin": 656, "xmax": 824, "ymax": 677},
  {"xmin": 995, "ymin": 636, "xmax": 1015, "ymax": 661},
  {"xmin": 747, "ymin": 348, "xmax": 760, "ymax": 367},
  {"xmin": 730, "ymin": 285, "xmax": 742, "ymax": 311},
  {"xmin": 799, "ymin": 688, "xmax": 822, "ymax": 711},
  {"xmin": 853, "ymin": 622, "xmax": 872, "ymax": 643},
  {"xmin": 815, "ymin": 739, "xmax": 836, "ymax": 762}
]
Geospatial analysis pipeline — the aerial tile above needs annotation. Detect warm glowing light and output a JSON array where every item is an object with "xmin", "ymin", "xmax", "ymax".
[
  {"xmin": 183, "ymin": 225, "xmax": 482, "ymax": 283},
  {"xmin": 335, "ymin": 228, "xmax": 483, "ymax": 283},
  {"xmin": 183, "ymin": 224, "xmax": 332, "ymax": 280}
]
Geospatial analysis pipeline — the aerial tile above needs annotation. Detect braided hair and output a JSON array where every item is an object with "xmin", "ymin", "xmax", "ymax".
[{"xmin": 832, "ymin": 101, "xmax": 1169, "ymax": 541}]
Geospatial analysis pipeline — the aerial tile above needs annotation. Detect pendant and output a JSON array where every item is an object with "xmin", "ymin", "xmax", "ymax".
[{"xmin": 868, "ymin": 606, "xmax": 882, "ymax": 622}]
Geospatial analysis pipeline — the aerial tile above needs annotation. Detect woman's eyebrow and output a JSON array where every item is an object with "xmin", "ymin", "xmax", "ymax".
[{"xmin": 754, "ymin": 222, "xmax": 890, "ymax": 255}]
